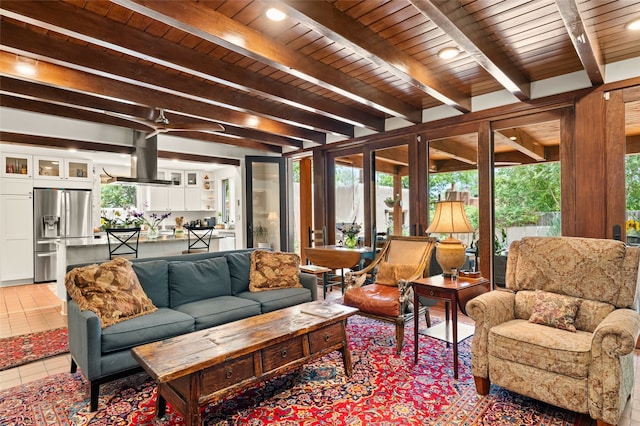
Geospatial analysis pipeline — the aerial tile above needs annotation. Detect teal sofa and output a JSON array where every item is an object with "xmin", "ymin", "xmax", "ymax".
[{"xmin": 65, "ymin": 249, "xmax": 317, "ymax": 411}]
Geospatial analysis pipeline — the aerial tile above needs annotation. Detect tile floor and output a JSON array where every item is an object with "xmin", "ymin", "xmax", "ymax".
[{"xmin": 1, "ymin": 283, "xmax": 639, "ymax": 425}]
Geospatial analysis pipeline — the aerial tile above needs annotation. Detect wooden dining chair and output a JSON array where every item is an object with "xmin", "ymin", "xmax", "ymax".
[
  {"xmin": 106, "ymin": 228, "xmax": 141, "ymax": 259},
  {"xmin": 343, "ymin": 235, "xmax": 437, "ymax": 354},
  {"xmin": 302, "ymin": 225, "xmax": 344, "ymax": 298},
  {"xmin": 182, "ymin": 226, "xmax": 214, "ymax": 254}
]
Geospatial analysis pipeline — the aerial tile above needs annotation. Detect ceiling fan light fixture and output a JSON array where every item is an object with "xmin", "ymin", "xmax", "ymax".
[
  {"xmin": 266, "ymin": 8, "xmax": 286, "ymax": 21},
  {"xmin": 627, "ymin": 18, "xmax": 640, "ymax": 31},
  {"xmin": 438, "ymin": 47, "xmax": 460, "ymax": 60}
]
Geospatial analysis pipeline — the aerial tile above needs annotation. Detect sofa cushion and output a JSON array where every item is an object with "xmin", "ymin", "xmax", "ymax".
[
  {"xmin": 237, "ymin": 288, "xmax": 312, "ymax": 313},
  {"xmin": 173, "ymin": 296, "xmax": 261, "ymax": 330},
  {"xmin": 249, "ymin": 250, "xmax": 302, "ymax": 292},
  {"xmin": 131, "ymin": 260, "xmax": 169, "ymax": 307},
  {"xmin": 529, "ymin": 290, "xmax": 582, "ymax": 332},
  {"xmin": 375, "ymin": 262, "xmax": 419, "ymax": 286},
  {"xmin": 489, "ymin": 319, "xmax": 592, "ymax": 379},
  {"xmin": 169, "ymin": 257, "xmax": 232, "ymax": 307},
  {"xmin": 101, "ymin": 307, "xmax": 194, "ymax": 354},
  {"xmin": 343, "ymin": 284, "xmax": 399, "ymax": 317},
  {"xmin": 225, "ymin": 251, "xmax": 251, "ymax": 295},
  {"xmin": 65, "ymin": 257, "xmax": 157, "ymax": 329}
]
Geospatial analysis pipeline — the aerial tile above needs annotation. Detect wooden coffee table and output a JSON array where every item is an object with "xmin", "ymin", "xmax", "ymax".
[{"xmin": 132, "ymin": 302, "xmax": 358, "ymax": 426}]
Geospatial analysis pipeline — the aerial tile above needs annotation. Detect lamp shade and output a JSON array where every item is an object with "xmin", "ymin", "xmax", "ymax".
[{"xmin": 426, "ymin": 201, "xmax": 473, "ymax": 235}]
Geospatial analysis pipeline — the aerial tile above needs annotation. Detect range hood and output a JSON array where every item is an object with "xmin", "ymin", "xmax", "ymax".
[{"xmin": 106, "ymin": 132, "xmax": 171, "ymax": 185}]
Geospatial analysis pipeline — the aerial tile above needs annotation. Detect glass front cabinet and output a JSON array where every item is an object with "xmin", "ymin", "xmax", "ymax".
[
  {"xmin": 2, "ymin": 153, "xmax": 32, "ymax": 178},
  {"xmin": 33, "ymin": 156, "xmax": 92, "ymax": 182}
]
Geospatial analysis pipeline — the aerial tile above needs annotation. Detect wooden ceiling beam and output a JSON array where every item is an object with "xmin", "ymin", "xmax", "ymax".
[
  {"xmin": 495, "ymin": 129, "xmax": 546, "ymax": 161},
  {"xmin": 0, "ymin": 21, "xmax": 351, "ymax": 138},
  {"xmin": 0, "ymin": 51, "xmax": 317, "ymax": 146},
  {"xmin": 409, "ymin": 0, "xmax": 531, "ymax": 100},
  {"xmin": 0, "ymin": 131, "xmax": 134, "ymax": 154},
  {"xmin": 0, "ymin": 77, "xmax": 303, "ymax": 149},
  {"xmin": 0, "ymin": 94, "xmax": 151, "ymax": 133},
  {"xmin": 278, "ymin": 0, "xmax": 471, "ymax": 113},
  {"xmin": 555, "ymin": 0, "xmax": 604, "ymax": 85},
  {"xmin": 112, "ymin": 0, "xmax": 421, "ymax": 123},
  {"xmin": 0, "ymin": 0, "xmax": 383, "ymax": 132},
  {"xmin": 428, "ymin": 140, "xmax": 477, "ymax": 165}
]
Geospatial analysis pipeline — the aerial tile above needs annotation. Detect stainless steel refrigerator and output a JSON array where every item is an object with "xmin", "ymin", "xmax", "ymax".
[{"xmin": 33, "ymin": 188, "xmax": 92, "ymax": 282}]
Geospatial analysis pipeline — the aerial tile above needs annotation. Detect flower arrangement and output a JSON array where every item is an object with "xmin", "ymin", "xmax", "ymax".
[
  {"xmin": 627, "ymin": 216, "xmax": 640, "ymax": 236},
  {"xmin": 100, "ymin": 209, "xmax": 139, "ymax": 229},
  {"xmin": 339, "ymin": 222, "xmax": 362, "ymax": 248},
  {"xmin": 339, "ymin": 222, "xmax": 362, "ymax": 238},
  {"xmin": 129, "ymin": 209, "xmax": 171, "ymax": 236}
]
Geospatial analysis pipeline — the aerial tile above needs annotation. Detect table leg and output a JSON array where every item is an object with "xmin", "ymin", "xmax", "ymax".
[
  {"xmin": 452, "ymin": 293, "xmax": 459, "ymax": 379},
  {"xmin": 156, "ymin": 388, "xmax": 167, "ymax": 418},
  {"xmin": 340, "ymin": 322, "xmax": 353, "ymax": 376},
  {"xmin": 413, "ymin": 284, "xmax": 419, "ymax": 364}
]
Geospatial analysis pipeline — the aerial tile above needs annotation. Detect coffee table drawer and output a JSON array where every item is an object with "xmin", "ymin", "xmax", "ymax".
[
  {"xmin": 308, "ymin": 322, "xmax": 343, "ymax": 353},
  {"xmin": 201, "ymin": 354, "xmax": 255, "ymax": 394},
  {"xmin": 262, "ymin": 336, "xmax": 304, "ymax": 372}
]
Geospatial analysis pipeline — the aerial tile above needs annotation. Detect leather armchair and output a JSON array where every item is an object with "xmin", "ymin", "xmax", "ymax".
[{"xmin": 343, "ymin": 236, "xmax": 436, "ymax": 354}]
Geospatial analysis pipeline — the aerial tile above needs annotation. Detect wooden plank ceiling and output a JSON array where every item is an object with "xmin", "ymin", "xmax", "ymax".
[{"xmin": 1, "ymin": 0, "xmax": 639, "ymax": 158}]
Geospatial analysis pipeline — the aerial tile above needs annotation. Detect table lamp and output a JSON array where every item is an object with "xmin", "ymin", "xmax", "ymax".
[{"xmin": 426, "ymin": 200, "xmax": 474, "ymax": 276}]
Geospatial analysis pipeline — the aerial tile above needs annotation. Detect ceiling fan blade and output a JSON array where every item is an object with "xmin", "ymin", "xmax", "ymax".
[
  {"xmin": 145, "ymin": 129, "xmax": 164, "ymax": 139},
  {"xmin": 166, "ymin": 123, "xmax": 225, "ymax": 132},
  {"xmin": 103, "ymin": 110, "xmax": 156, "ymax": 130}
]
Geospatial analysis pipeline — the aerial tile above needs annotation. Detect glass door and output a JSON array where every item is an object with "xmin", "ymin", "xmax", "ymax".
[{"xmin": 246, "ymin": 156, "xmax": 285, "ymax": 251}]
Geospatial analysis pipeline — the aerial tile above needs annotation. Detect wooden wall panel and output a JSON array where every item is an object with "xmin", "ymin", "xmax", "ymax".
[{"xmin": 605, "ymin": 90, "xmax": 627, "ymax": 240}]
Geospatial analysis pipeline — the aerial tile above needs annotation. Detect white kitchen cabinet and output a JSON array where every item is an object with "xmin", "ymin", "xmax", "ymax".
[
  {"xmin": 2, "ymin": 153, "xmax": 32, "ymax": 178},
  {"xmin": 34, "ymin": 156, "xmax": 92, "ymax": 188},
  {"xmin": 185, "ymin": 171, "xmax": 199, "ymax": 187},
  {"xmin": 1, "ymin": 177, "xmax": 34, "ymax": 195},
  {"xmin": 185, "ymin": 187, "xmax": 201, "ymax": 211},
  {"xmin": 149, "ymin": 186, "xmax": 169, "ymax": 211},
  {"xmin": 167, "ymin": 186, "xmax": 185, "ymax": 211},
  {"xmin": 0, "ymin": 193, "xmax": 34, "ymax": 282}
]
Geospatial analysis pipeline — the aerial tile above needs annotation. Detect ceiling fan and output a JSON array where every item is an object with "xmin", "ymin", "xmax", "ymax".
[{"xmin": 106, "ymin": 108, "xmax": 225, "ymax": 139}]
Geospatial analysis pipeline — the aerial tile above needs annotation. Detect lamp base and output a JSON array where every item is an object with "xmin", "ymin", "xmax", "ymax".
[{"xmin": 435, "ymin": 236, "xmax": 467, "ymax": 276}]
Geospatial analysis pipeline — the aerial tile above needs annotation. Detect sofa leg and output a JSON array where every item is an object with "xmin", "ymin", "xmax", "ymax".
[
  {"xmin": 70, "ymin": 358, "xmax": 77, "ymax": 374},
  {"xmin": 474, "ymin": 376, "xmax": 490, "ymax": 395},
  {"xmin": 90, "ymin": 380, "xmax": 100, "ymax": 412}
]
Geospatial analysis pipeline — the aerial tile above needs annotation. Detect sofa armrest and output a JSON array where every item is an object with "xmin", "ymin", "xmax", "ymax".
[
  {"xmin": 465, "ymin": 290, "xmax": 516, "ymax": 379},
  {"xmin": 592, "ymin": 308, "xmax": 640, "ymax": 358},
  {"xmin": 67, "ymin": 299, "xmax": 103, "ymax": 380},
  {"xmin": 299, "ymin": 272, "xmax": 318, "ymax": 301}
]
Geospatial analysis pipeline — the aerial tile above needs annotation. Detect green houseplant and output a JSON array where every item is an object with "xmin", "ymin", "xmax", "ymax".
[{"xmin": 254, "ymin": 223, "xmax": 270, "ymax": 248}]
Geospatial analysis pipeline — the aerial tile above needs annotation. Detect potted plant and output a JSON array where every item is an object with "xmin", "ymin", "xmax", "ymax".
[
  {"xmin": 384, "ymin": 195, "xmax": 400, "ymax": 208},
  {"xmin": 254, "ymin": 223, "xmax": 270, "ymax": 248},
  {"xmin": 493, "ymin": 228, "xmax": 508, "ymax": 287}
]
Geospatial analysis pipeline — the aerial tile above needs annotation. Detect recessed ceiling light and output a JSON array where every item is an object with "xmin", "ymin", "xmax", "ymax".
[
  {"xmin": 509, "ymin": 136, "xmax": 517, "ymax": 141},
  {"xmin": 15, "ymin": 56, "xmax": 37, "ymax": 76},
  {"xmin": 437, "ymin": 47, "xmax": 460, "ymax": 60},
  {"xmin": 627, "ymin": 18, "xmax": 640, "ymax": 30},
  {"xmin": 266, "ymin": 8, "xmax": 286, "ymax": 21}
]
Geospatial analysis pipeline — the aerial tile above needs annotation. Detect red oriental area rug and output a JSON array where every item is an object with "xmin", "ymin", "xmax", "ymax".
[
  {"xmin": 0, "ymin": 317, "xmax": 585, "ymax": 425},
  {"xmin": 0, "ymin": 327, "xmax": 68, "ymax": 371}
]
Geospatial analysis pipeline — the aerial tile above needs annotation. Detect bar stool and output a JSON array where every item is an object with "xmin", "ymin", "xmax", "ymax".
[
  {"xmin": 182, "ymin": 226, "xmax": 214, "ymax": 254},
  {"xmin": 106, "ymin": 228, "xmax": 141, "ymax": 259}
]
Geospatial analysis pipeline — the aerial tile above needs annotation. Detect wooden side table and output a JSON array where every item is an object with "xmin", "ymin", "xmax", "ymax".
[{"xmin": 412, "ymin": 275, "xmax": 490, "ymax": 379}]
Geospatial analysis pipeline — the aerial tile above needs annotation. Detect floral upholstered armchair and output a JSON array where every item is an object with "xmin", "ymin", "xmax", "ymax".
[
  {"xmin": 342, "ymin": 236, "xmax": 436, "ymax": 354},
  {"xmin": 466, "ymin": 236, "xmax": 640, "ymax": 426}
]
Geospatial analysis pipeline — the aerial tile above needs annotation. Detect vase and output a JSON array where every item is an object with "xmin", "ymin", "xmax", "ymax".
[
  {"xmin": 147, "ymin": 227, "xmax": 159, "ymax": 239},
  {"xmin": 344, "ymin": 234, "xmax": 357, "ymax": 248}
]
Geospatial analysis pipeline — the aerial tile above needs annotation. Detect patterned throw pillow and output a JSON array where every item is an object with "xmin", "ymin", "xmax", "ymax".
[
  {"xmin": 375, "ymin": 262, "xmax": 419, "ymax": 286},
  {"xmin": 528, "ymin": 290, "xmax": 582, "ymax": 332},
  {"xmin": 65, "ymin": 257, "xmax": 157, "ymax": 328},
  {"xmin": 249, "ymin": 250, "xmax": 302, "ymax": 292}
]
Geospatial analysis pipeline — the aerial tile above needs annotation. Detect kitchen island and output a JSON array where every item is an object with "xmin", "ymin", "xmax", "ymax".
[{"xmin": 54, "ymin": 232, "xmax": 226, "ymax": 309}]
